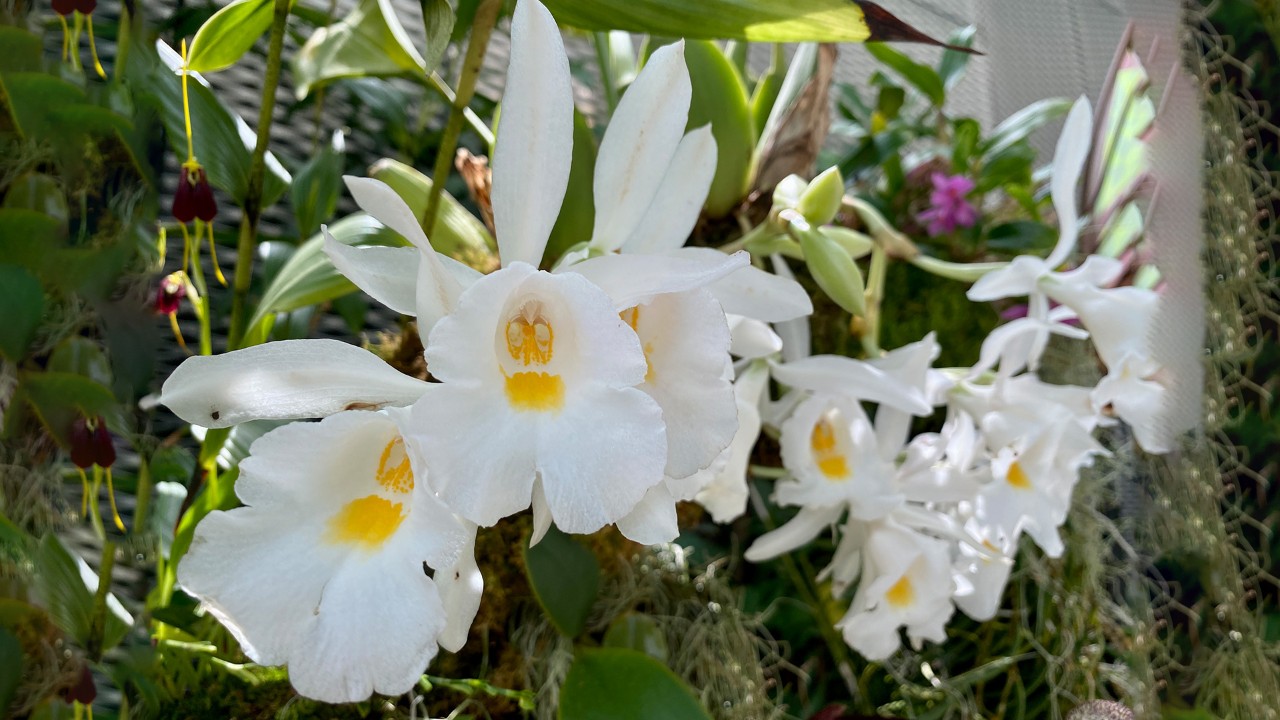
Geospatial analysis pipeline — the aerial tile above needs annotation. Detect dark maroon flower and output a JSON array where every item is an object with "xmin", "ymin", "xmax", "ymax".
[
  {"xmin": 173, "ymin": 163, "xmax": 216, "ymax": 223},
  {"xmin": 154, "ymin": 274, "xmax": 186, "ymax": 315},
  {"xmin": 70, "ymin": 0, "xmax": 96, "ymax": 13},
  {"xmin": 52, "ymin": 0, "xmax": 76, "ymax": 15},
  {"xmin": 69, "ymin": 416, "xmax": 115, "ymax": 469},
  {"xmin": 59, "ymin": 664, "xmax": 97, "ymax": 705}
]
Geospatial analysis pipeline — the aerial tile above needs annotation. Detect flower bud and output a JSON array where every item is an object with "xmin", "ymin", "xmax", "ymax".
[
  {"xmin": 71, "ymin": 0, "xmax": 96, "ymax": 12},
  {"xmin": 797, "ymin": 166, "xmax": 844, "ymax": 226},
  {"xmin": 173, "ymin": 163, "xmax": 216, "ymax": 223},
  {"xmin": 771, "ymin": 175, "xmax": 807, "ymax": 213},
  {"xmin": 796, "ymin": 224, "xmax": 866, "ymax": 316},
  {"xmin": 52, "ymin": 0, "xmax": 75, "ymax": 15},
  {"xmin": 69, "ymin": 416, "xmax": 115, "ymax": 468}
]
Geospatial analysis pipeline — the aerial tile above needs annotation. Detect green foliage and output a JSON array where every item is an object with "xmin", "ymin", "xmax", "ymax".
[
  {"xmin": 31, "ymin": 535, "xmax": 133, "ymax": 653},
  {"xmin": 683, "ymin": 40, "xmax": 755, "ymax": 217},
  {"xmin": 0, "ymin": 265, "xmax": 44, "ymax": 362},
  {"xmin": 559, "ymin": 648, "xmax": 711, "ymax": 720},
  {"xmin": 545, "ymin": 110, "xmax": 598, "ymax": 266},
  {"xmin": 293, "ymin": 0, "xmax": 440, "ymax": 99},
  {"xmin": 187, "ymin": 0, "xmax": 279, "ymax": 73},
  {"xmin": 0, "ymin": 628, "xmax": 19, "ymax": 716},
  {"xmin": 541, "ymin": 0, "xmax": 874, "ymax": 41},
  {"xmin": 289, "ymin": 133, "xmax": 345, "ymax": 239},
  {"xmin": 602, "ymin": 613, "xmax": 669, "ymax": 662},
  {"xmin": 523, "ymin": 526, "xmax": 601, "ymax": 638}
]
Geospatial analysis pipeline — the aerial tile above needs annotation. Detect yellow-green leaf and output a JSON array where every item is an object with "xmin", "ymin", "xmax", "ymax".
[
  {"xmin": 684, "ymin": 40, "xmax": 754, "ymax": 218},
  {"xmin": 293, "ymin": 0, "xmax": 430, "ymax": 99},
  {"xmin": 542, "ymin": 0, "xmax": 873, "ymax": 42},
  {"xmin": 186, "ymin": 0, "xmax": 276, "ymax": 74}
]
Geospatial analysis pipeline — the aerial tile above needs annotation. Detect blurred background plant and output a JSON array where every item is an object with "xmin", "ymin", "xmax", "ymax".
[{"xmin": 0, "ymin": 0, "xmax": 1275, "ymax": 718}]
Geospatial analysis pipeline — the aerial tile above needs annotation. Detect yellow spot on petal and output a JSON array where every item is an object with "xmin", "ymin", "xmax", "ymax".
[
  {"xmin": 1006, "ymin": 461, "xmax": 1032, "ymax": 490},
  {"xmin": 376, "ymin": 437, "xmax": 414, "ymax": 494},
  {"xmin": 885, "ymin": 575, "xmax": 915, "ymax": 608},
  {"xmin": 505, "ymin": 371, "xmax": 565, "ymax": 412},
  {"xmin": 810, "ymin": 417, "xmax": 850, "ymax": 481},
  {"xmin": 327, "ymin": 495, "xmax": 405, "ymax": 549},
  {"xmin": 620, "ymin": 306, "xmax": 656, "ymax": 383}
]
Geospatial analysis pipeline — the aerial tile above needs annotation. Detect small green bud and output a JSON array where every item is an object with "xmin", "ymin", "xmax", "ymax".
[
  {"xmin": 796, "ymin": 224, "xmax": 865, "ymax": 316},
  {"xmin": 798, "ymin": 166, "xmax": 844, "ymax": 225},
  {"xmin": 818, "ymin": 226, "xmax": 874, "ymax": 261},
  {"xmin": 772, "ymin": 175, "xmax": 807, "ymax": 212}
]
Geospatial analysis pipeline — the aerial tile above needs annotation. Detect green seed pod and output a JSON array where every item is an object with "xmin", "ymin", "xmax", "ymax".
[{"xmin": 796, "ymin": 222, "xmax": 865, "ymax": 316}]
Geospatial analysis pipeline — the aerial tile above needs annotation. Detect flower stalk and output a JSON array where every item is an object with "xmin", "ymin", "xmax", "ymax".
[
  {"xmin": 422, "ymin": 0, "xmax": 502, "ymax": 237},
  {"xmin": 227, "ymin": 0, "xmax": 292, "ymax": 349}
]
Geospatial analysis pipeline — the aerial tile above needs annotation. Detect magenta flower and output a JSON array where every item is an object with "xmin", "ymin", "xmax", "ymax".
[{"xmin": 917, "ymin": 172, "xmax": 978, "ymax": 236}]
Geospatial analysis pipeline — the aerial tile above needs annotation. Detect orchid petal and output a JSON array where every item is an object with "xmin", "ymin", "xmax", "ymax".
[
  {"xmin": 491, "ymin": 0, "xmax": 574, "ymax": 267},
  {"xmin": 771, "ymin": 355, "xmax": 932, "ymax": 415},
  {"xmin": 1045, "ymin": 96, "xmax": 1094, "ymax": 267},
  {"xmin": 566, "ymin": 248, "xmax": 748, "ymax": 309},
  {"xmin": 589, "ymin": 41, "xmax": 692, "ymax": 252},
  {"xmin": 622, "ymin": 125, "xmax": 718, "ymax": 254},
  {"xmin": 161, "ymin": 340, "xmax": 429, "ymax": 428},
  {"xmin": 323, "ymin": 232, "xmax": 418, "ymax": 316}
]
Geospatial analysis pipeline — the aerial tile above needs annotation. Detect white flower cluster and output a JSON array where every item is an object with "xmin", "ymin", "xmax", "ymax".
[
  {"xmin": 159, "ymin": 0, "xmax": 810, "ymax": 703},
  {"xmin": 735, "ymin": 97, "xmax": 1176, "ymax": 660},
  {"xmin": 156, "ymin": 1, "xmax": 1175, "ymax": 700}
]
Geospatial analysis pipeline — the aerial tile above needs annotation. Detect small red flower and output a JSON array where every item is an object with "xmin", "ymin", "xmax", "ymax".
[
  {"xmin": 69, "ymin": 416, "xmax": 115, "ymax": 469},
  {"xmin": 173, "ymin": 163, "xmax": 217, "ymax": 223},
  {"xmin": 70, "ymin": 0, "xmax": 96, "ymax": 13},
  {"xmin": 60, "ymin": 664, "xmax": 97, "ymax": 705},
  {"xmin": 154, "ymin": 274, "xmax": 187, "ymax": 315},
  {"xmin": 52, "ymin": 0, "xmax": 75, "ymax": 15}
]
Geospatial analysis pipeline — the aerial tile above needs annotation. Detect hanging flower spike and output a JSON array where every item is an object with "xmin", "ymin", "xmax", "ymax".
[
  {"xmin": 172, "ymin": 40, "xmax": 226, "ymax": 286},
  {"xmin": 52, "ymin": 0, "xmax": 75, "ymax": 63},
  {"xmin": 155, "ymin": 272, "xmax": 192, "ymax": 354},
  {"xmin": 917, "ymin": 172, "xmax": 978, "ymax": 236},
  {"xmin": 69, "ymin": 0, "xmax": 106, "ymax": 79}
]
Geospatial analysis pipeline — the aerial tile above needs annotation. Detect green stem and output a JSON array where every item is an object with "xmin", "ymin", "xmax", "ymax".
[
  {"xmin": 113, "ymin": 5, "xmax": 130, "ymax": 82},
  {"xmin": 87, "ymin": 466, "xmax": 105, "ymax": 541},
  {"xmin": 132, "ymin": 453, "xmax": 153, "ymax": 536},
  {"xmin": 861, "ymin": 245, "xmax": 888, "ymax": 357},
  {"xmin": 87, "ymin": 539, "xmax": 117, "ymax": 661},
  {"xmin": 593, "ymin": 31, "xmax": 619, "ymax": 112},
  {"xmin": 422, "ymin": 73, "xmax": 494, "ymax": 146},
  {"xmin": 188, "ymin": 234, "xmax": 213, "ymax": 355},
  {"xmin": 227, "ymin": 0, "xmax": 291, "ymax": 349},
  {"xmin": 422, "ymin": 0, "xmax": 502, "ymax": 237}
]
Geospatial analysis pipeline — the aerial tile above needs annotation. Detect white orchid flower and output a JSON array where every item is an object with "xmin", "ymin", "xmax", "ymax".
[
  {"xmin": 836, "ymin": 520, "xmax": 955, "ymax": 660},
  {"xmin": 692, "ymin": 360, "xmax": 771, "ymax": 523},
  {"xmin": 974, "ymin": 416, "xmax": 1104, "ymax": 558},
  {"xmin": 177, "ymin": 409, "xmax": 478, "ymax": 703},
  {"xmin": 952, "ymin": 520, "xmax": 1015, "ymax": 622}
]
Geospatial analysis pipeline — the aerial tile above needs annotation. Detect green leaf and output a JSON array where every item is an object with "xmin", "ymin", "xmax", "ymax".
[
  {"xmin": 684, "ymin": 40, "xmax": 754, "ymax": 218},
  {"xmin": 0, "ymin": 27, "xmax": 42, "ymax": 72},
  {"xmin": 545, "ymin": 110, "xmax": 598, "ymax": 266},
  {"xmin": 951, "ymin": 117, "xmax": 980, "ymax": 170},
  {"xmin": 293, "ymin": 0, "xmax": 431, "ymax": 99},
  {"xmin": 368, "ymin": 158, "xmax": 497, "ymax": 259},
  {"xmin": 420, "ymin": 0, "xmax": 457, "ymax": 76},
  {"xmin": 31, "ymin": 534, "xmax": 133, "ymax": 652},
  {"xmin": 748, "ymin": 45, "xmax": 784, "ymax": 142},
  {"xmin": 0, "ymin": 264, "xmax": 44, "ymax": 362},
  {"xmin": 23, "ymin": 372, "xmax": 118, "ymax": 447},
  {"xmin": 0, "ymin": 628, "xmax": 20, "ymax": 716},
  {"xmin": 559, "ymin": 648, "xmax": 711, "ymax": 720},
  {"xmin": 290, "ymin": 133, "xmax": 346, "ymax": 238},
  {"xmin": 131, "ymin": 40, "xmax": 291, "ymax": 208},
  {"xmin": 2, "ymin": 173, "xmax": 70, "ymax": 231},
  {"xmin": 187, "ymin": 0, "xmax": 276, "ymax": 73},
  {"xmin": 244, "ymin": 213, "xmax": 396, "ymax": 343},
  {"xmin": 986, "ymin": 220, "xmax": 1055, "ymax": 253},
  {"xmin": 981, "ymin": 97, "xmax": 1073, "ymax": 158},
  {"xmin": 522, "ymin": 526, "xmax": 599, "ymax": 638},
  {"xmin": 541, "ymin": 0, "xmax": 874, "ymax": 42},
  {"xmin": 937, "ymin": 25, "xmax": 976, "ymax": 90},
  {"xmin": 48, "ymin": 337, "xmax": 113, "ymax": 388},
  {"xmin": 602, "ymin": 613, "xmax": 668, "ymax": 662},
  {"xmin": 865, "ymin": 42, "xmax": 945, "ymax": 106}
]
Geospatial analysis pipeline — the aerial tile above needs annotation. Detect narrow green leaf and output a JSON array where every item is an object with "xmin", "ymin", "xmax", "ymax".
[
  {"xmin": 0, "ymin": 264, "xmax": 44, "ymax": 362},
  {"xmin": 748, "ymin": 45, "xmax": 784, "ymax": 142},
  {"xmin": 545, "ymin": 111, "xmax": 599, "ymax": 267},
  {"xmin": 368, "ymin": 158, "xmax": 497, "ymax": 259},
  {"xmin": 559, "ymin": 648, "xmax": 711, "ymax": 720},
  {"xmin": 684, "ymin": 40, "xmax": 754, "ymax": 218},
  {"xmin": 244, "ymin": 213, "xmax": 397, "ymax": 341},
  {"xmin": 541, "ymin": 0, "xmax": 874, "ymax": 42},
  {"xmin": 865, "ymin": 42, "xmax": 945, "ymax": 106},
  {"xmin": 937, "ymin": 25, "xmax": 977, "ymax": 90},
  {"xmin": 290, "ymin": 133, "xmax": 345, "ymax": 238},
  {"xmin": 293, "ymin": 0, "xmax": 429, "ymax": 99},
  {"xmin": 187, "ymin": 0, "xmax": 275, "ymax": 73},
  {"xmin": 31, "ymin": 534, "xmax": 133, "ymax": 652},
  {"xmin": 523, "ymin": 526, "xmax": 600, "ymax": 638},
  {"xmin": 981, "ymin": 98, "xmax": 1073, "ymax": 158}
]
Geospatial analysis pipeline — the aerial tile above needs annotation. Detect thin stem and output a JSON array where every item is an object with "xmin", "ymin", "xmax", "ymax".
[
  {"xmin": 422, "ymin": 73, "xmax": 494, "ymax": 146},
  {"xmin": 180, "ymin": 40, "xmax": 195, "ymax": 163},
  {"xmin": 227, "ymin": 0, "xmax": 291, "ymax": 349},
  {"xmin": 133, "ymin": 454, "xmax": 153, "ymax": 536},
  {"xmin": 861, "ymin": 245, "xmax": 888, "ymax": 357},
  {"xmin": 422, "ymin": 0, "xmax": 501, "ymax": 236},
  {"xmin": 113, "ymin": 5, "xmax": 129, "ymax": 82},
  {"xmin": 186, "ymin": 225, "xmax": 214, "ymax": 355},
  {"xmin": 87, "ymin": 539, "xmax": 117, "ymax": 661},
  {"xmin": 593, "ymin": 32, "xmax": 619, "ymax": 112}
]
